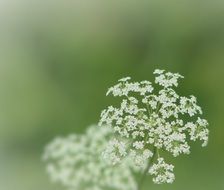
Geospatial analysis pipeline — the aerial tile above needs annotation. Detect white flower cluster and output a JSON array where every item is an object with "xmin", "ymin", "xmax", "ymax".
[
  {"xmin": 99, "ymin": 69, "xmax": 209, "ymax": 184},
  {"xmin": 149, "ymin": 158, "xmax": 175, "ymax": 184},
  {"xmin": 102, "ymin": 138, "xmax": 127, "ymax": 165},
  {"xmin": 43, "ymin": 125, "xmax": 137, "ymax": 190}
]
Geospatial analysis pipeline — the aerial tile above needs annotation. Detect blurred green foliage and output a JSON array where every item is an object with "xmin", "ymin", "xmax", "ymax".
[{"xmin": 0, "ymin": 1, "xmax": 224, "ymax": 190}]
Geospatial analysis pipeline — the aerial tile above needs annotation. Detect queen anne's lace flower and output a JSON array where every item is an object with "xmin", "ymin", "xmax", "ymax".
[
  {"xmin": 43, "ymin": 125, "xmax": 137, "ymax": 190},
  {"xmin": 99, "ymin": 69, "xmax": 209, "ymax": 184},
  {"xmin": 149, "ymin": 158, "xmax": 175, "ymax": 184}
]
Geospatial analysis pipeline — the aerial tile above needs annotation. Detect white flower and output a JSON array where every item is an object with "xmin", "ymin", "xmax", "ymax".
[
  {"xmin": 106, "ymin": 77, "xmax": 154, "ymax": 97},
  {"xmin": 102, "ymin": 138, "xmax": 127, "ymax": 165},
  {"xmin": 129, "ymin": 149, "xmax": 153, "ymax": 170},
  {"xmin": 133, "ymin": 141, "xmax": 144, "ymax": 150},
  {"xmin": 180, "ymin": 96, "xmax": 202, "ymax": 116},
  {"xmin": 43, "ymin": 125, "xmax": 137, "ymax": 190},
  {"xmin": 138, "ymin": 81, "xmax": 154, "ymax": 95},
  {"xmin": 154, "ymin": 71, "xmax": 184, "ymax": 88},
  {"xmin": 99, "ymin": 69, "xmax": 209, "ymax": 184},
  {"xmin": 149, "ymin": 158, "xmax": 175, "ymax": 184},
  {"xmin": 185, "ymin": 117, "xmax": 209, "ymax": 147},
  {"xmin": 118, "ymin": 77, "xmax": 131, "ymax": 82},
  {"xmin": 153, "ymin": 69, "xmax": 165, "ymax": 74}
]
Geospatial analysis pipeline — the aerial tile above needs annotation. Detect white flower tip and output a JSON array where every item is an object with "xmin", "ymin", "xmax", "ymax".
[
  {"xmin": 153, "ymin": 69, "xmax": 165, "ymax": 75},
  {"xmin": 118, "ymin": 77, "xmax": 131, "ymax": 82}
]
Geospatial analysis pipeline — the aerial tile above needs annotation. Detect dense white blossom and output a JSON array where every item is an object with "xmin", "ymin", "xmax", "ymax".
[
  {"xmin": 102, "ymin": 138, "xmax": 127, "ymax": 165},
  {"xmin": 149, "ymin": 158, "xmax": 175, "ymax": 184},
  {"xmin": 99, "ymin": 69, "xmax": 209, "ymax": 184},
  {"xmin": 43, "ymin": 125, "xmax": 137, "ymax": 190}
]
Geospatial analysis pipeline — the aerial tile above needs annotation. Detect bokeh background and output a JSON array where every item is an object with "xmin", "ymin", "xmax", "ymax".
[{"xmin": 0, "ymin": 0, "xmax": 224, "ymax": 190}]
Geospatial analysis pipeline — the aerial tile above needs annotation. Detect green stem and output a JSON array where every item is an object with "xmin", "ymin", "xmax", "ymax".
[{"xmin": 137, "ymin": 147, "xmax": 157, "ymax": 190}]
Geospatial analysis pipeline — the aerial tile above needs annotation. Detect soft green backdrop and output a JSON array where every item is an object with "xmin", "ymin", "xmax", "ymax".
[{"xmin": 0, "ymin": 1, "xmax": 224, "ymax": 190}]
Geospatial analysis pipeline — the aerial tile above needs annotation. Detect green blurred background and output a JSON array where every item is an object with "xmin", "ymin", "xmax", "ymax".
[{"xmin": 0, "ymin": 0, "xmax": 224, "ymax": 190}]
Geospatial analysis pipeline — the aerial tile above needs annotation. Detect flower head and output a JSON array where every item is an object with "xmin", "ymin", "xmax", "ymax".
[
  {"xmin": 99, "ymin": 69, "xmax": 209, "ymax": 184},
  {"xmin": 149, "ymin": 158, "xmax": 175, "ymax": 184},
  {"xmin": 43, "ymin": 125, "xmax": 137, "ymax": 190}
]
